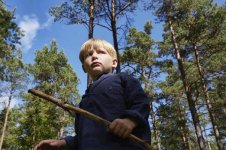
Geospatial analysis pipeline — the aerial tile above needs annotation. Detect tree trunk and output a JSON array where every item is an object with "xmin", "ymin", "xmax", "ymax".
[
  {"xmin": 0, "ymin": 84, "xmax": 13, "ymax": 150},
  {"xmin": 111, "ymin": 0, "xmax": 120, "ymax": 73},
  {"xmin": 87, "ymin": 0, "xmax": 95, "ymax": 87},
  {"xmin": 150, "ymin": 102, "xmax": 162, "ymax": 150},
  {"xmin": 32, "ymin": 125, "xmax": 36, "ymax": 149},
  {"xmin": 168, "ymin": 18, "xmax": 206, "ymax": 150},
  {"xmin": 58, "ymin": 111, "xmax": 66, "ymax": 138},
  {"xmin": 88, "ymin": 0, "xmax": 94, "ymax": 39},
  {"xmin": 143, "ymin": 73, "xmax": 160, "ymax": 149},
  {"xmin": 203, "ymin": 126, "xmax": 212, "ymax": 150},
  {"xmin": 193, "ymin": 44, "xmax": 223, "ymax": 150},
  {"xmin": 176, "ymin": 101, "xmax": 191, "ymax": 150}
]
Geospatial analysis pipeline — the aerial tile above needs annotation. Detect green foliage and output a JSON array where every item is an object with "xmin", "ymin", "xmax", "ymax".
[
  {"xmin": 2, "ymin": 107, "xmax": 23, "ymax": 149},
  {"xmin": 157, "ymin": 102, "xmax": 192, "ymax": 149},
  {"xmin": 17, "ymin": 94, "xmax": 60, "ymax": 148},
  {"xmin": 4, "ymin": 40, "xmax": 81, "ymax": 149},
  {"xmin": 49, "ymin": 0, "xmax": 99, "ymax": 25},
  {"xmin": 0, "ymin": 3, "xmax": 27, "ymax": 150},
  {"xmin": 50, "ymin": 0, "xmax": 139, "ymax": 26},
  {"xmin": 31, "ymin": 40, "xmax": 79, "ymax": 99},
  {"xmin": 153, "ymin": 0, "xmax": 226, "ymax": 148},
  {"xmin": 121, "ymin": 24, "xmax": 155, "ymax": 82},
  {"xmin": 157, "ymin": 65, "xmax": 203, "ymax": 149},
  {"xmin": 0, "ymin": 2, "xmax": 22, "ymax": 80}
]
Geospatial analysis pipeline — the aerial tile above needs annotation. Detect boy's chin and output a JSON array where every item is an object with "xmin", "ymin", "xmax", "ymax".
[{"xmin": 91, "ymin": 68, "xmax": 103, "ymax": 73}]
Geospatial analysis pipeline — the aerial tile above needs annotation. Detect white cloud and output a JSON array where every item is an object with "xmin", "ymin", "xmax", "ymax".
[
  {"xmin": 18, "ymin": 14, "xmax": 53, "ymax": 53},
  {"xmin": 19, "ymin": 15, "xmax": 40, "ymax": 53}
]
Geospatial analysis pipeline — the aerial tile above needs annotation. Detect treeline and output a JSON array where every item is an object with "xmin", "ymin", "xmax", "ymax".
[{"xmin": 0, "ymin": 0, "xmax": 226, "ymax": 150}]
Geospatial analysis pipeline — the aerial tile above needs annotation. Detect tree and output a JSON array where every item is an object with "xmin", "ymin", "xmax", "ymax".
[
  {"xmin": 14, "ymin": 40, "xmax": 80, "ymax": 149},
  {"xmin": 0, "ymin": 2, "xmax": 24, "ymax": 149},
  {"xmin": 149, "ymin": 0, "xmax": 226, "ymax": 149},
  {"xmin": 187, "ymin": 4, "xmax": 226, "ymax": 148},
  {"xmin": 157, "ymin": 67, "xmax": 194, "ymax": 149},
  {"xmin": 156, "ymin": 98, "xmax": 190, "ymax": 149},
  {"xmin": 2, "ymin": 107, "xmax": 24, "ymax": 149},
  {"xmin": 0, "ymin": 1, "xmax": 22, "ymax": 80},
  {"xmin": 121, "ymin": 21, "xmax": 156, "ymax": 148},
  {"xmin": 150, "ymin": 0, "xmax": 208, "ymax": 149},
  {"xmin": 0, "ymin": 57, "xmax": 28, "ymax": 150}
]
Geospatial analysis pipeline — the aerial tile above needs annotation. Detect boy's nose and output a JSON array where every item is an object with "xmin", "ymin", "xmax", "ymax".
[{"xmin": 92, "ymin": 51, "xmax": 98, "ymax": 59}]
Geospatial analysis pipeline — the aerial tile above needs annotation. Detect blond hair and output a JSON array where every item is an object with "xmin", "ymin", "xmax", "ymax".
[{"xmin": 79, "ymin": 38, "xmax": 117, "ymax": 63}]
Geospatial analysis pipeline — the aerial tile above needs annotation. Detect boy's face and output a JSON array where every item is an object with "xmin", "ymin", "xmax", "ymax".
[{"xmin": 83, "ymin": 46, "xmax": 117, "ymax": 80}]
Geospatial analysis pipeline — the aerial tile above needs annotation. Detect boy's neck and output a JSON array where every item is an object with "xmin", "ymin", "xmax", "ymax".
[
  {"xmin": 91, "ymin": 73, "xmax": 104, "ymax": 81},
  {"xmin": 92, "ymin": 72, "xmax": 112, "ymax": 81}
]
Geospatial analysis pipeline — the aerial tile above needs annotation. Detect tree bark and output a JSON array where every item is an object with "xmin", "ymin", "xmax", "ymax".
[
  {"xmin": 193, "ymin": 44, "xmax": 223, "ymax": 150},
  {"xmin": 87, "ymin": 0, "xmax": 95, "ymax": 87},
  {"xmin": 168, "ymin": 18, "xmax": 206, "ymax": 150},
  {"xmin": 58, "ymin": 111, "xmax": 66, "ymax": 138},
  {"xmin": 176, "ymin": 101, "xmax": 191, "ymax": 150},
  {"xmin": 88, "ymin": 0, "xmax": 94, "ymax": 39},
  {"xmin": 203, "ymin": 126, "xmax": 212, "ymax": 150},
  {"xmin": 110, "ymin": 0, "xmax": 120, "ymax": 73},
  {"xmin": 150, "ymin": 102, "xmax": 162, "ymax": 150},
  {"xmin": 0, "ymin": 83, "xmax": 13, "ymax": 150}
]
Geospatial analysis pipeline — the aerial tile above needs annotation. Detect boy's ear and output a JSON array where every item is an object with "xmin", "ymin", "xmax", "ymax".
[
  {"xmin": 112, "ymin": 59, "xmax": 118, "ymax": 68},
  {"xmin": 82, "ymin": 65, "xmax": 87, "ymax": 73}
]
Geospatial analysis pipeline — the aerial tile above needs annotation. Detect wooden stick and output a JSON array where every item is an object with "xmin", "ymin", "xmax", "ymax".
[{"xmin": 28, "ymin": 89, "xmax": 154, "ymax": 150}]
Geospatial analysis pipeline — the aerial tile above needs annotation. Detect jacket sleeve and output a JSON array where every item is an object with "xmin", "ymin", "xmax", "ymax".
[
  {"xmin": 64, "ymin": 135, "xmax": 78, "ymax": 150},
  {"xmin": 120, "ymin": 73, "xmax": 150, "ymax": 128}
]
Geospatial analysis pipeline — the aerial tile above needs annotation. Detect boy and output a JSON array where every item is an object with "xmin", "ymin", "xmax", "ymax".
[{"xmin": 34, "ymin": 38, "xmax": 151, "ymax": 150}]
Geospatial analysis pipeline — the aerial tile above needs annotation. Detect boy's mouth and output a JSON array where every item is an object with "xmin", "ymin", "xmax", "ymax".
[{"xmin": 91, "ymin": 62, "xmax": 101, "ymax": 68}]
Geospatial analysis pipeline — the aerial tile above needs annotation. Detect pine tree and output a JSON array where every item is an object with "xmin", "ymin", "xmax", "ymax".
[
  {"xmin": 121, "ymin": 21, "xmax": 156, "ymax": 148},
  {"xmin": 0, "ymin": 2, "xmax": 25, "ymax": 149},
  {"xmin": 149, "ymin": 0, "xmax": 226, "ymax": 149},
  {"xmin": 15, "ymin": 40, "xmax": 80, "ymax": 149},
  {"xmin": 0, "ymin": 1, "xmax": 22, "ymax": 80}
]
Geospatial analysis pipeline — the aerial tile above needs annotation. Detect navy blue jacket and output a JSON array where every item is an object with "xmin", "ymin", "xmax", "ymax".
[{"xmin": 65, "ymin": 72, "xmax": 151, "ymax": 150}]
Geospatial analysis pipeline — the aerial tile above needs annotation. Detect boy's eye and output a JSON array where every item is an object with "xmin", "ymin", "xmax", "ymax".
[
  {"xmin": 98, "ymin": 50, "xmax": 106, "ymax": 54},
  {"xmin": 84, "ymin": 51, "xmax": 92, "ymax": 58},
  {"xmin": 87, "ymin": 51, "xmax": 93, "ymax": 56}
]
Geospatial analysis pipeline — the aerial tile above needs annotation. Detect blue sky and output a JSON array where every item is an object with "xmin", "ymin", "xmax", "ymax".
[{"xmin": 5, "ymin": 0, "xmax": 225, "ymax": 96}]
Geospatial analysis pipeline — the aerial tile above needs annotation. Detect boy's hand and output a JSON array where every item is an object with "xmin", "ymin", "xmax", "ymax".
[
  {"xmin": 33, "ymin": 139, "xmax": 67, "ymax": 150},
  {"xmin": 108, "ymin": 118, "xmax": 137, "ymax": 139}
]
